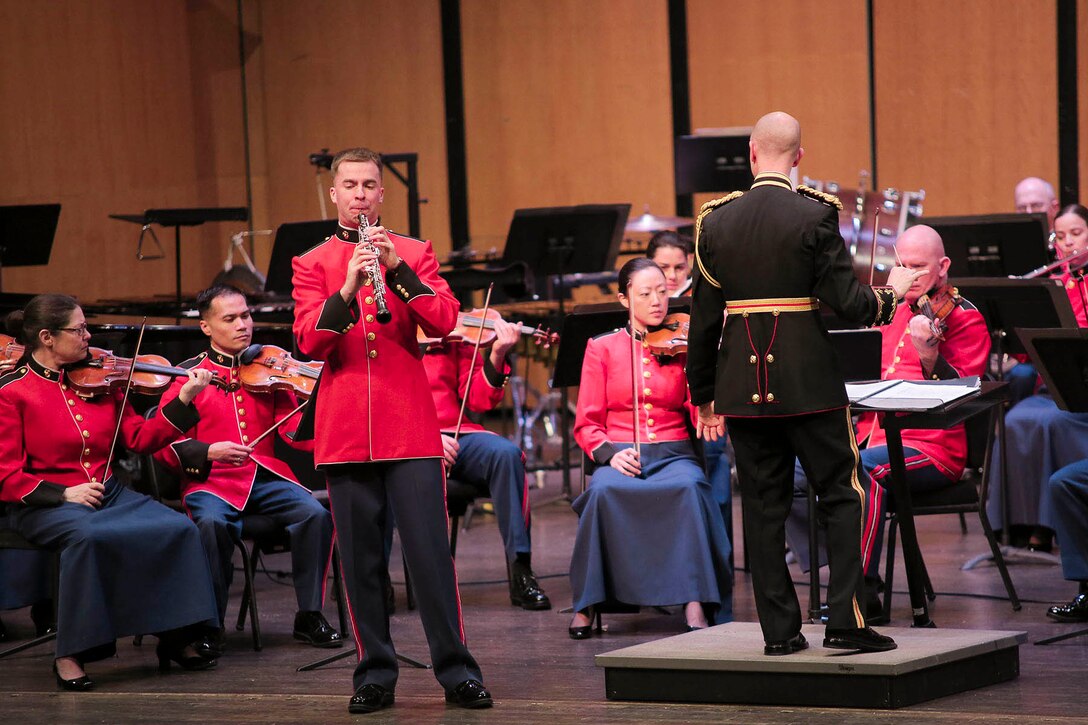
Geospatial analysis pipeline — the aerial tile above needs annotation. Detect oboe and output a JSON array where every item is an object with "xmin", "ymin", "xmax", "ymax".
[{"xmin": 358, "ymin": 213, "xmax": 392, "ymax": 324}]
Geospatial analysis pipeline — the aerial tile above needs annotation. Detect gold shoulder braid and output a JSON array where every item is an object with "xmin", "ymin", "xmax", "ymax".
[
  {"xmin": 694, "ymin": 191, "xmax": 744, "ymax": 290},
  {"xmin": 796, "ymin": 184, "xmax": 844, "ymax": 211}
]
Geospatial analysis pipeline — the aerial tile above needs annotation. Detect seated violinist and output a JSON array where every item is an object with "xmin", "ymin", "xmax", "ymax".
[
  {"xmin": 422, "ymin": 309, "xmax": 550, "ymax": 610},
  {"xmin": 647, "ymin": 231, "xmax": 694, "ymax": 298},
  {"xmin": 154, "ymin": 285, "xmax": 339, "ymax": 655},
  {"xmin": 987, "ymin": 204, "xmax": 1088, "ymax": 552},
  {"xmin": 785, "ymin": 225, "xmax": 989, "ymax": 620},
  {"xmin": 0, "ymin": 294, "xmax": 219, "ymax": 690},
  {"xmin": 568, "ymin": 258, "xmax": 732, "ymax": 638}
]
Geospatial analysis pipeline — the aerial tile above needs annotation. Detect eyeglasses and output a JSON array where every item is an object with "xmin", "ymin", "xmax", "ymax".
[{"xmin": 55, "ymin": 324, "xmax": 89, "ymax": 336}]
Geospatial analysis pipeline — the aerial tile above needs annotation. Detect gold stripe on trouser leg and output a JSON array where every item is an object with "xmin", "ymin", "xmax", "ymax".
[{"xmin": 844, "ymin": 406, "xmax": 867, "ymax": 628}]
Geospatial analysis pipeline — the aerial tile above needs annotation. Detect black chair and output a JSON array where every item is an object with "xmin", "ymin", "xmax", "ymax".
[
  {"xmin": 0, "ymin": 526, "xmax": 58, "ymax": 659},
  {"xmin": 879, "ymin": 403, "xmax": 1021, "ymax": 619}
]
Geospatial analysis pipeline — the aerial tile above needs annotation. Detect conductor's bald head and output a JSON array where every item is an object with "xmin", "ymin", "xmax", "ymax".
[{"xmin": 749, "ymin": 112, "xmax": 804, "ymax": 175}]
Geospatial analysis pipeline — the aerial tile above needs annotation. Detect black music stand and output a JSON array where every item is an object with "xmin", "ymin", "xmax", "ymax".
[
  {"xmin": 503, "ymin": 204, "xmax": 630, "ymax": 496},
  {"xmin": 264, "ymin": 220, "xmax": 339, "ymax": 296},
  {"xmin": 110, "ymin": 207, "xmax": 249, "ymax": 310},
  {"xmin": 950, "ymin": 277, "xmax": 1077, "ymax": 359},
  {"xmin": 1019, "ymin": 328, "xmax": 1088, "ymax": 645},
  {"xmin": 926, "ymin": 213, "xmax": 1050, "ymax": 277},
  {"xmin": 0, "ymin": 203, "xmax": 60, "ymax": 292}
]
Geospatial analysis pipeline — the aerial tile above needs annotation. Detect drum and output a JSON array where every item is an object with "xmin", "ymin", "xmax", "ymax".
[{"xmin": 804, "ymin": 176, "xmax": 925, "ymax": 285}]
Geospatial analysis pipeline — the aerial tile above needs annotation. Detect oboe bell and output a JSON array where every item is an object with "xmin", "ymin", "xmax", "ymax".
[{"xmin": 358, "ymin": 213, "xmax": 392, "ymax": 324}]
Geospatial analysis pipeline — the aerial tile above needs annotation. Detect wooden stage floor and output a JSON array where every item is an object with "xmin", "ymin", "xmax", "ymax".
[{"xmin": 2, "ymin": 472, "xmax": 1087, "ymax": 723}]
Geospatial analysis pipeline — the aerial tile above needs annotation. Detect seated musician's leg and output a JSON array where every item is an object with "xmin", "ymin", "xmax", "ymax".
[
  {"xmin": 1047, "ymin": 460, "xmax": 1088, "ymax": 622},
  {"xmin": 452, "ymin": 432, "xmax": 549, "ymax": 610},
  {"xmin": 245, "ymin": 474, "xmax": 340, "ymax": 646},
  {"xmin": 183, "ymin": 491, "xmax": 241, "ymax": 655}
]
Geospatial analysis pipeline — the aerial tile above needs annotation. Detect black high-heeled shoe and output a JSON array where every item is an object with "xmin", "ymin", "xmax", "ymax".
[
  {"xmin": 156, "ymin": 642, "xmax": 217, "ymax": 673},
  {"xmin": 53, "ymin": 662, "xmax": 94, "ymax": 692},
  {"xmin": 568, "ymin": 609, "xmax": 595, "ymax": 640}
]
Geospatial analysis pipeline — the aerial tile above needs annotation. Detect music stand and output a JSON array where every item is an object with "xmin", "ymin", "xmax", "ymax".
[
  {"xmin": 0, "ymin": 203, "xmax": 60, "ymax": 292},
  {"xmin": 1018, "ymin": 328, "xmax": 1088, "ymax": 645},
  {"xmin": 264, "ymin": 220, "xmax": 339, "ymax": 296},
  {"xmin": 110, "ymin": 207, "xmax": 249, "ymax": 310},
  {"xmin": 925, "ymin": 213, "xmax": 1050, "ymax": 277},
  {"xmin": 502, "ymin": 204, "xmax": 630, "ymax": 496},
  {"xmin": 950, "ymin": 277, "xmax": 1078, "ymax": 358}
]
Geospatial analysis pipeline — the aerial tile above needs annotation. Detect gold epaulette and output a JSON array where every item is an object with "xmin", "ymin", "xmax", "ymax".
[
  {"xmin": 694, "ymin": 192, "xmax": 743, "ymax": 290},
  {"xmin": 796, "ymin": 184, "xmax": 843, "ymax": 210}
]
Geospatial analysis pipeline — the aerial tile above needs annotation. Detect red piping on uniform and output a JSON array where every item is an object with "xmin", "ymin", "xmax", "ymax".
[{"xmin": 742, "ymin": 317, "xmax": 763, "ymax": 402}]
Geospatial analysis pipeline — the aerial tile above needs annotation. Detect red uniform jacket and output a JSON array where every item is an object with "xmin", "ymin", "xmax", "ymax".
[
  {"xmin": 857, "ymin": 297, "xmax": 990, "ymax": 480},
  {"xmin": 423, "ymin": 342, "xmax": 510, "ymax": 434},
  {"xmin": 1059, "ymin": 271, "xmax": 1088, "ymax": 328},
  {"xmin": 0, "ymin": 356, "xmax": 198, "ymax": 505},
  {"xmin": 292, "ymin": 226, "xmax": 459, "ymax": 465},
  {"xmin": 574, "ymin": 328, "xmax": 692, "ymax": 463},
  {"xmin": 154, "ymin": 348, "xmax": 310, "ymax": 511}
]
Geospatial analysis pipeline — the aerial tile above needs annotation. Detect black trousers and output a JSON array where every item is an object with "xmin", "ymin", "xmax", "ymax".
[
  {"xmin": 728, "ymin": 407, "xmax": 867, "ymax": 642},
  {"xmin": 325, "ymin": 459, "xmax": 482, "ymax": 693}
]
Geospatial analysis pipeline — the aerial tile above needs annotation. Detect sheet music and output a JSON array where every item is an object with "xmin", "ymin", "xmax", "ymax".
[{"xmin": 847, "ymin": 377, "xmax": 982, "ymax": 411}]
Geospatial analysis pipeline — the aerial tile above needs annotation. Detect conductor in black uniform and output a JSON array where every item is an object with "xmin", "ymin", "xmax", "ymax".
[{"xmin": 687, "ymin": 112, "xmax": 925, "ymax": 654}]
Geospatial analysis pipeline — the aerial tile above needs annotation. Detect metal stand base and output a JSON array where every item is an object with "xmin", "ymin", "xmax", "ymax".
[
  {"xmin": 962, "ymin": 545, "xmax": 1060, "ymax": 570},
  {"xmin": 297, "ymin": 645, "xmax": 431, "ymax": 672}
]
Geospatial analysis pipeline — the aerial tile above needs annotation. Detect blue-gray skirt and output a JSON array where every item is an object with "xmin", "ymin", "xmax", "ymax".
[
  {"xmin": 570, "ymin": 440, "xmax": 733, "ymax": 622},
  {"xmin": 8, "ymin": 479, "xmax": 218, "ymax": 659}
]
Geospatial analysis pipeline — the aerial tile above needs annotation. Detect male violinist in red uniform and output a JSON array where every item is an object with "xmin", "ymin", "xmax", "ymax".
[
  {"xmin": 291, "ymin": 147, "xmax": 491, "ymax": 714},
  {"xmin": 155, "ymin": 284, "xmax": 339, "ymax": 656},
  {"xmin": 786, "ymin": 224, "xmax": 990, "ymax": 621},
  {"xmin": 423, "ymin": 313, "xmax": 550, "ymax": 610}
]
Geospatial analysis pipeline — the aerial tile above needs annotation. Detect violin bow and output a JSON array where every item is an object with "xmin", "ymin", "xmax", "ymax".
[
  {"xmin": 627, "ymin": 280, "xmax": 641, "ymax": 458},
  {"xmin": 101, "ymin": 317, "xmax": 147, "ymax": 488},
  {"xmin": 248, "ymin": 399, "xmax": 310, "ymax": 448},
  {"xmin": 453, "ymin": 283, "xmax": 495, "ymax": 443}
]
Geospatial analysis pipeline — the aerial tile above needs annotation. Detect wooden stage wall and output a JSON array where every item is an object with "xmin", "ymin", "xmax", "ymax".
[{"xmin": 0, "ymin": 0, "xmax": 1080, "ymax": 301}]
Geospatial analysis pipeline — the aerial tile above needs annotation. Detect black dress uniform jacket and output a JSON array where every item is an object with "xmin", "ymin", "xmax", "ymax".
[{"xmin": 687, "ymin": 172, "xmax": 897, "ymax": 417}]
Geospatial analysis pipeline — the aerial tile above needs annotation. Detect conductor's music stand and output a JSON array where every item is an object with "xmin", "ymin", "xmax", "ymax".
[
  {"xmin": 927, "ymin": 213, "xmax": 1051, "ymax": 277},
  {"xmin": 502, "ymin": 204, "xmax": 631, "ymax": 496},
  {"xmin": 1019, "ymin": 328, "xmax": 1088, "ymax": 645},
  {"xmin": 0, "ymin": 203, "xmax": 60, "ymax": 292},
  {"xmin": 110, "ymin": 207, "xmax": 249, "ymax": 310}
]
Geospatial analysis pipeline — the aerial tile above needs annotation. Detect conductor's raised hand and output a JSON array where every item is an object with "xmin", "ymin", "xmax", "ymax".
[
  {"xmin": 886, "ymin": 265, "xmax": 929, "ymax": 301},
  {"xmin": 609, "ymin": 447, "xmax": 641, "ymax": 477},
  {"xmin": 696, "ymin": 402, "xmax": 726, "ymax": 442}
]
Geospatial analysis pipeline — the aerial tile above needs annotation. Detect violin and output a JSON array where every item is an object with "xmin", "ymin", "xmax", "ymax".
[
  {"xmin": 914, "ymin": 285, "xmax": 962, "ymax": 347},
  {"xmin": 237, "ymin": 344, "xmax": 322, "ymax": 400},
  {"xmin": 417, "ymin": 308, "xmax": 559, "ymax": 350},
  {"xmin": 642, "ymin": 313, "xmax": 690, "ymax": 357},
  {"xmin": 65, "ymin": 348, "xmax": 231, "ymax": 396},
  {"xmin": 0, "ymin": 334, "xmax": 25, "ymax": 373}
]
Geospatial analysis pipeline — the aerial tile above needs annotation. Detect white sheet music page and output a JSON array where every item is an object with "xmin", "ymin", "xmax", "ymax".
[{"xmin": 847, "ymin": 377, "xmax": 982, "ymax": 411}]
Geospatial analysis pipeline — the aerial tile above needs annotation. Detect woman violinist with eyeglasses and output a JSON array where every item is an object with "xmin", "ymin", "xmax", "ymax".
[{"xmin": 0, "ymin": 295, "xmax": 220, "ymax": 691}]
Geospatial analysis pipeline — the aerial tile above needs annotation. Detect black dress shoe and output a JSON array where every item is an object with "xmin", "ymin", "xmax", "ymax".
[
  {"xmin": 764, "ymin": 632, "xmax": 808, "ymax": 656},
  {"xmin": 193, "ymin": 628, "xmax": 224, "ymax": 659},
  {"xmin": 293, "ymin": 611, "xmax": 343, "ymax": 648},
  {"xmin": 1047, "ymin": 593, "xmax": 1088, "ymax": 623},
  {"xmin": 348, "ymin": 683, "xmax": 395, "ymax": 714},
  {"xmin": 445, "ymin": 679, "xmax": 493, "ymax": 709},
  {"xmin": 53, "ymin": 662, "xmax": 95, "ymax": 692},
  {"xmin": 568, "ymin": 608, "xmax": 595, "ymax": 639},
  {"xmin": 156, "ymin": 642, "xmax": 218, "ymax": 672},
  {"xmin": 824, "ymin": 626, "xmax": 897, "ymax": 652},
  {"xmin": 510, "ymin": 565, "xmax": 551, "ymax": 611}
]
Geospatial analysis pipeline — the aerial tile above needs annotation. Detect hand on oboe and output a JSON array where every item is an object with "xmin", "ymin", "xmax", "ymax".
[
  {"xmin": 340, "ymin": 243, "xmax": 378, "ymax": 302},
  {"xmin": 365, "ymin": 226, "xmax": 400, "ymax": 271}
]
